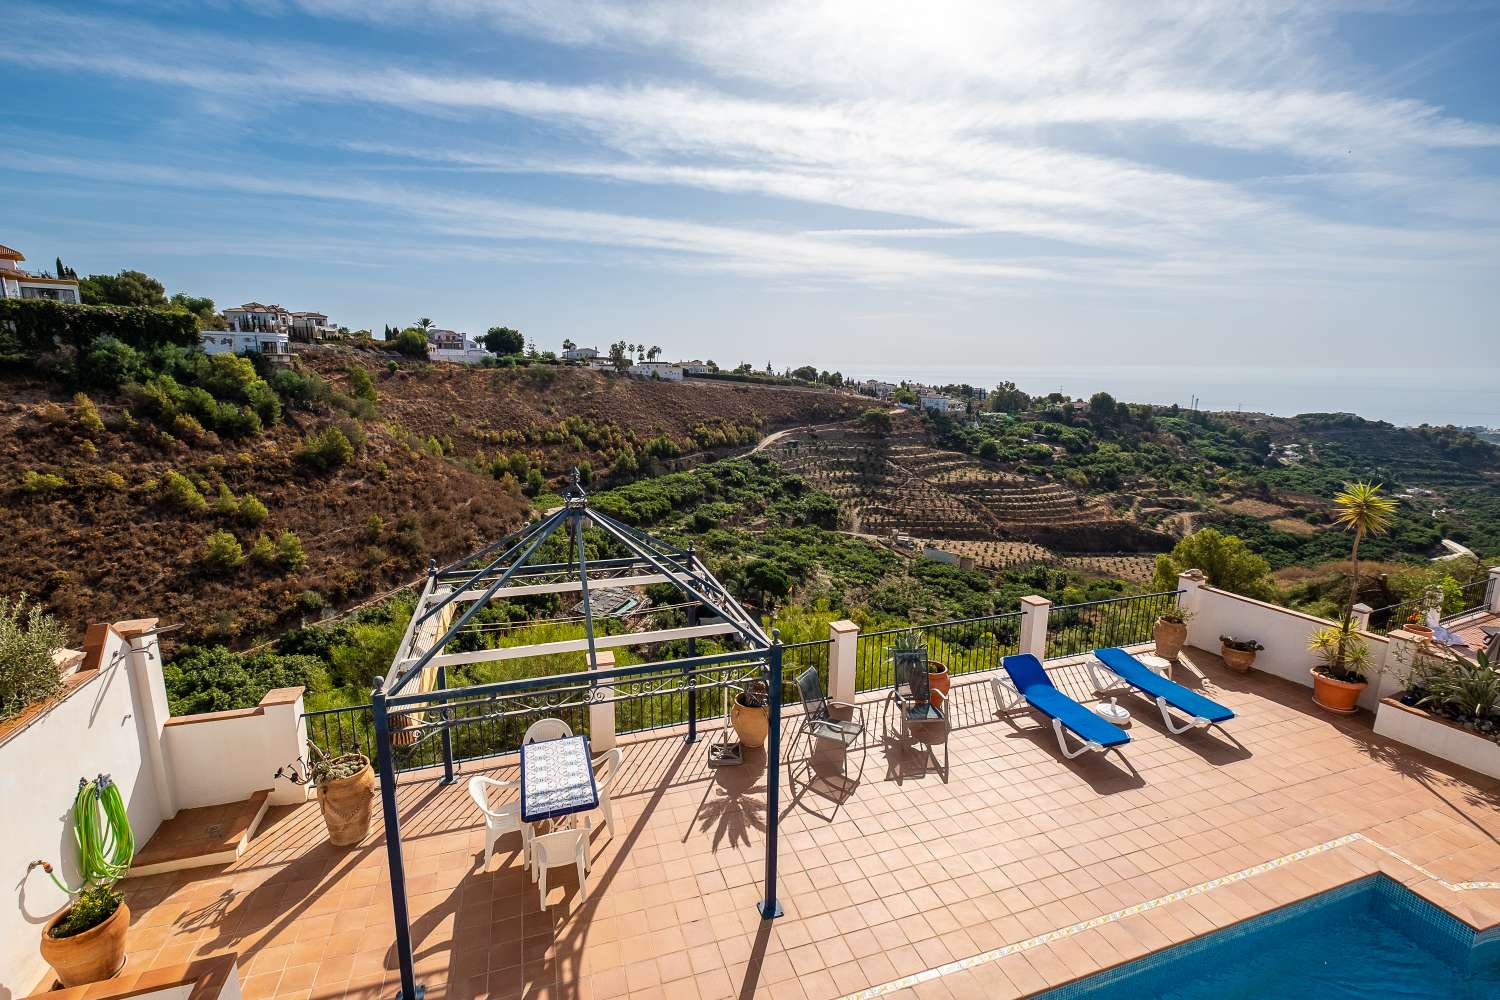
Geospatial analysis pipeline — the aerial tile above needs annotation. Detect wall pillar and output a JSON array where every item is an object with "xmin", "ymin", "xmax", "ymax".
[
  {"xmin": 1488, "ymin": 566, "xmax": 1500, "ymax": 614},
  {"xmin": 1351, "ymin": 603, "xmax": 1373, "ymax": 633},
  {"xmin": 1019, "ymin": 596, "xmax": 1051, "ymax": 659},
  {"xmin": 1176, "ymin": 570, "xmax": 1208, "ymax": 647},
  {"xmin": 111, "ymin": 619, "xmax": 177, "ymax": 820},
  {"xmin": 828, "ymin": 620, "xmax": 859, "ymax": 704},
  {"xmin": 590, "ymin": 651, "xmax": 617, "ymax": 751},
  {"xmin": 259, "ymin": 688, "xmax": 311, "ymax": 805}
]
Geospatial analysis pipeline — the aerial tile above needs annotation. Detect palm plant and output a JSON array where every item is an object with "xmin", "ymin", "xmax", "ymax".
[
  {"xmin": 415, "ymin": 317, "xmax": 434, "ymax": 331},
  {"xmin": 1326, "ymin": 482, "xmax": 1396, "ymax": 673}
]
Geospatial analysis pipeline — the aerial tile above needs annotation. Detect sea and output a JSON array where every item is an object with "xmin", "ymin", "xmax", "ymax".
[{"xmin": 850, "ymin": 364, "xmax": 1500, "ymax": 430}]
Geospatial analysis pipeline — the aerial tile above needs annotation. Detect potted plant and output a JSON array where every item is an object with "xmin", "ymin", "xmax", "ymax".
[
  {"xmin": 1153, "ymin": 606, "xmax": 1194, "ymax": 661},
  {"xmin": 275, "ymin": 742, "xmax": 375, "ymax": 846},
  {"xmin": 1404, "ymin": 611, "xmax": 1433, "ymax": 638},
  {"xmin": 1219, "ymin": 635, "xmax": 1264, "ymax": 673},
  {"xmin": 39, "ymin": 883, "xmax": 129, "ymax": 988},
  {"xmin": 30, "ymin": 775, "xmax": 134, "ymax": 987},
  {"xmin": 1309, "ymin": 622, "xmax": 1372, "ymax": 713},
  {"xmin": 889, "ymin": 631, "xmax": 945, "ymax": 707},
  {"xmin": 730, "ymin": 679, "xmax": 770, "ymax": 749},
  {"xmin": 1313, "ymin": 482, "xmax": 1396, "ymax": 713}
]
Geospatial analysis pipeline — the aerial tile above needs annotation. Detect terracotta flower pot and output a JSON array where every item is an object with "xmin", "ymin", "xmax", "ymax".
[
  {"xmin": 1220, "ymin": 645, "xmax": 1257, "ymax": 673},
  {"xmin": 1311, "ymin": 669, "xmax": 1367, "ymax": 715},
  {"xmin": 318, "ymin": 758, "xmax": 375, "ymax": 847},
  {"xmin": 1406, "ymin": 624, "xmax": 1433, "ymax": 638},
  {"xmin": 1154, "ymin": 619, "xmax": 1188, "ymax": 661},
  {"xmin": 731, "ymin": 695, "xmax": 770, "ymax": 749},
  {"xmin": 41, "ymin": 899, "xmax": 129, "ymax": 988},
  {"xmin": 926, "ymin": 661, "xmax": 950, "ymax": 708}
]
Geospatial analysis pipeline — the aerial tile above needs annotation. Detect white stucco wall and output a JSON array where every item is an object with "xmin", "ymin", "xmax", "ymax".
[
  {"xmin": 1, "ymin": 627, "xmax": 167, "ymax": 999},
  {"xmin": 1184, "ymin": 580, "xmax": 1398, "ymax": 712},
  {"xmin": 163, "ymin": 689, "xmax": 308, "ymax": 809}
]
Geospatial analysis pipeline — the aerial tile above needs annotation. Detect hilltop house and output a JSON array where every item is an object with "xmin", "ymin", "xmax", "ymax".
[
  {"xmin": 628, "ymin": 360, "xmax": 683, "ymax": 381},
  {"xmin": 679, "ymin": 360, "xmax": 712, "ymax": 375},
  {"xmin": 562, "ymin": 346, "xmax": 599, "ymax": 361},
  {"xmin": 289, "ymin": 311, "xmax": 337, "ymax": 342},
  {"xmin": 223, "ymin": 302, "xmax": 291, "ymax": 333},
  {"xmin": 861, "ymin": 378, "xmax": 898, "ymax": 400},
  {"xmin": 919, "ymin": 391, "xmax": 964, "ymax": 414},
  {"xmin": 0, "ymin": 243, "xmax": 81, "ymax": 303},
  {"xmin": 427, "ymin": 329, "xmax": 491, "ymax": 365}
]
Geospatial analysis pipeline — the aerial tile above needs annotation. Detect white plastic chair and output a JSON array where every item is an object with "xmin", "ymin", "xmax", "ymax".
[
  {"xmin": 530, "ymin": 820, "xmax": 591, "ymax": 907},
  {"xmin": 468, "ymin": 776, "xmax": 530, "ymax": 868},
  {"xmin": 592, "ymin": 748, "xmax": 623, "ymax": 837},
  {"xmin": 523, "ymin": 718, "xmax": 574, "ymax": 745}
]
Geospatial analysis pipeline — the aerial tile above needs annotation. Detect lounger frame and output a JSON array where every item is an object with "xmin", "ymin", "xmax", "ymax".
[
  {"xmin": 1085, "ymin": 657, "xmax": 1219, "ymax": 735},
  {"xmin": 990, "ymin": 675, "xmax": 1113, "ymax": 759}
]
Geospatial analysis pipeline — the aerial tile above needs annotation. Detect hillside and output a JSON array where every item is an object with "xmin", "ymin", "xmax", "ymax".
[{"xmin": 1, "ymin": 348, "xmax": 863, "ymax": 644}]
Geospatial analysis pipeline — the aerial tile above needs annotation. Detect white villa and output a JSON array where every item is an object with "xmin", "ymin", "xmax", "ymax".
[
  {"xmin": 0, "ymin": 244, "xmax": 81, "ymax": 303},
  {"xmin": 562, "ymin": 346, "xmax": 599, "ymax": 361},
  {"xmin": 427, "ymin": 328, "xmax": 491, "ymax": 365},
  {"xmin": 919, "ymin": 391, "xmax": 964, "ymax": 414},
  {"xmin": 628, "ymin": 360, "xmax": 683, "ymax": 381},
  {"xmin": 289, "ymin": 311, "xmax": 337, "ymax": 342},
  {"xmin": 680, "ymin": 360, "xmax": 712, "ymax": 375},
  {"xmin": 861, "ymin": 378, "xmax": 898, "ymax": 400}
]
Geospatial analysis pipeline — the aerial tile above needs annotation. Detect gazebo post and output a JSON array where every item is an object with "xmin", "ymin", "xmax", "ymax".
[
  {"xmin": 685, "ymin": 603, "xmax": 699, "ymax": 743},
  {"xmin": 758, "ymin": 632, "xmax": 784, "ymax": 919},
  {"xmin": 371, "ymin": 679, "xmax": 423, "ymax": 1000}
]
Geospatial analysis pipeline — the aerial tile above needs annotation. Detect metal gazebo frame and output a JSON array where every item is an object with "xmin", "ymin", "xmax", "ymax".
[{"xmin": 369, "ymin": 474, "xmax": 785, "ymax": 1000}]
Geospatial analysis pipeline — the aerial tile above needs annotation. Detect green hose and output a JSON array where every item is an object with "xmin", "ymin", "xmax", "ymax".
[{"xmin": 32, "ymin": 775, "xmax": 135, "ymax": 895}]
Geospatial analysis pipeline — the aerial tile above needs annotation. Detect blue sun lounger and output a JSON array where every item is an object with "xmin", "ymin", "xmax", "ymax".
[
  {"xmin": 993, "ymin": 654, "xmax": 1130, "ymax": 760},
  {"xmin": 1090, "ymin": 647, "xmax": 1235, "ymax": 735}
]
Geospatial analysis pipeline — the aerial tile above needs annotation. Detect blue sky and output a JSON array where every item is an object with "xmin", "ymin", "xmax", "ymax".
[{"xmin": 3, "ymin": 1, "xmax": 1498, "ymax": 372}]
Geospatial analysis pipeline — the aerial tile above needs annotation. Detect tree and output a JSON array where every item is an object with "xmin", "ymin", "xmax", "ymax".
[
  {"xmin": 79, "ymin": 269, "xmax": 168, "ymax": 308},
  {"xmin": 170, "ymin": 292, "xmax": 226, "ymax": 330},
  {"xmin": 647, "ymin": 345, "xmax": 662, "ymax": 361},
  {"xmin": 1327, "ymin": 482, "xmax": 1397, "ymax": 669},
  {"xmin": 859, "ymin": 408, "xmax": 892, "ymax": 436},
  {"xmin": 393, "ymin": 329, "xmax": 429, "ymax": 359},
  {"xmin": 1152, "ymin": 528, "xmax": 1275, "ymax": 600},
  {"xmin": 415, "ymin": 317, "xmax": 434, "ymax": 331},
  {"xmin": 608, "ymin": 340, "xmax": 629, "ymax": 369},
  {"xmin": 792, "ymin": 365, "xmax": 819, "ymax": 381},
  {"xmin": 482, "ymin": 326, "xmax": 524, "ymax": 355},
  {"xmin": 561, "ymin": 338, "xmax": 576, "ymax": 351},
  {"xmin": 743, "ymin": 558, "xmax": 791, "ymax": 607},
  {"xmin": 1088, "ymin": 391, "xmax": 1117, "ymax": 423}
]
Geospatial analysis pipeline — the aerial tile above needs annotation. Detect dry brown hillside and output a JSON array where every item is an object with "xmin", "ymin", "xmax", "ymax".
[{"xmin": 0, "ymin": 350, "xmax": 862, "ymax": 644}]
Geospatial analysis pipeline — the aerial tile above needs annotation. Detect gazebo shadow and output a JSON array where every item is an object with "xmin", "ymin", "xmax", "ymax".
[{"xmin": 690, "ymin": 746, "xmax": 769, "ymax": 850}]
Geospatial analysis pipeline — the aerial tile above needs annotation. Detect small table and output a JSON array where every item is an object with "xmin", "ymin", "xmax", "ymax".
[
  {"xmin": 519, "ymin": 735, "xmax": 599, "ymax": 826},
  {"xmin": 1137, "ymin": 654, "xmax": 1173, "ymax": 679},
  {"xmin": 1094, "ymin": 699, "xmax": 1132, "ymax": 728}
]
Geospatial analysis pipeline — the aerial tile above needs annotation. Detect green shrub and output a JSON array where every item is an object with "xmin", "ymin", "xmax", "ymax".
[
  {"xmin": 269, "ymin": 368, "xmax": 329, "ymax": 410},
  {"xmin": 212, "ymin": 484, "xmax": 239, "ymax": 516},
  {"xmin": 73, "ymin": 393, "xmax": 105, "ymax": 436},
  {"xmin": 0, "ymin": 594, "xmax": 67, "ymax": 721},
  {"xmin": 276, "ymin": 530, "xmax": 308, "ymax": 570},
  {"xmin": 0, "ymin": 298, "xmax": 197, "ymax": 365},
  {"xmin": 365, "ymin": 513, "xmax": 384, "ymax": 540},
  {"xmin": 238, "ymin": 494, "xmax": 268, "ymax": 524},
  {"xmin": 296, "ymin": 427, "xmax": 354, "ymax": 472},
  {"xmin": 21, "ymin": 470, "xmax": 67, "ymax": 494},
  {"xmin": 99, "ymin": 470, "xmax": 127, "ymax": 491},
  {"xmin": 200, "ymin": 529, "xmax": 243, "ymax": 569},
  {"xmin": 248, "ymin": 533, "xmax": 277, "ymax": 564},
  {"xmin": 160, "ymin": 471, "xmax": 207, "ymax": 512},
  {"xmin": 77, "ymin": 336, "xmax": 143, "ymax": 388},
  {"xmin": 393, "ymin": 329, "xmax": 429, "ymax": 359},
  {"xmin": 348, "ymin": 365, "xmax": 377, "ymax": 403},
  {"xmin": 48, "ymin": 884, "xmax": 123, "ymax": 939},
  {"xmin": 163, "ymin": 645, "xmax": 326, "ymax": 715}
]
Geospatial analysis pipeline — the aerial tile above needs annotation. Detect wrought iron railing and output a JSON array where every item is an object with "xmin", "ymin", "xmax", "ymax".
[
  {"xmin": 1044, "ymin": 591, "xmax": 1182, "ymax": 659},
  {"xmin": 853, "ymin": 612, "xmax": 1023, "ymax": 693},
  {"xmin": 1370, "ymin": 578, "xmax": 1493, "ymax": 634}
]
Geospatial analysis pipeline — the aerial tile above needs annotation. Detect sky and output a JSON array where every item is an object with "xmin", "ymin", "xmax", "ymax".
[{"xmin": 2, "ymin": 1, "xmax": 1499, "ymax": 374}]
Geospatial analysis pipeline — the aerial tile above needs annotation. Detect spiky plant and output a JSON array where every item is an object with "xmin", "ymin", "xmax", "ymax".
[{"xmin": 1329, "ymin": 482, "xmax": 1397, "ymax": 673}]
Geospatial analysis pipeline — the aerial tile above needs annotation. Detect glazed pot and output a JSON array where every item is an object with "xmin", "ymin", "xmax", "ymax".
[
  {"xmin": 41, "ymin": 899, "xmax": 129, "ymax": 988},
  {"xmin": 730, "ymin": 694, "xmax": 770, "ymax": 749},
  {"xmin": 318, "ymin": 757, "xmax": 375, "ymax": 846},
  {"xmin": 1154, "ymin": 619, "xmax": 1188, "ymax": 661},
  {"xmin": 1220, "ymin": 645, "xmax": 1257, "ymax": 673},
  {"xmin": 927, "ymin": 661, "xmax": 951, "ymax": 709},
  {"xmin": 1311, "ymin": 669, "xmax": 1367, "ymax": 714}
]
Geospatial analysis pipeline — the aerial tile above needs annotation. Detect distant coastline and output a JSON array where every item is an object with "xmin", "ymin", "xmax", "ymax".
[{"xmin": 848, "ymin": 364, "xmax": 1500, "ymax": 430}]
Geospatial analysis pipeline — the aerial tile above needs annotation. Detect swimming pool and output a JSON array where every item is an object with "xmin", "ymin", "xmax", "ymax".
[{"xmin": 1036, "ymin": 875, "xmax": 1500, "ymax": 1000}]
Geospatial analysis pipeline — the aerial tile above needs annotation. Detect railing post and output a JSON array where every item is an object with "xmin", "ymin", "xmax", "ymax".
[
  {"xmin": 1019, "ymin": 596, "xmax": 1051, "ymax": 658},
  {"xmin": 1488, "ymin": 566, "xmax": 1500, "ymax": 614},
  {"xmin": 1351, "ymin": 603, "xmax": 1373, "ymax": 633},
  {"xmin": 372, "ymin": 680, "xmax": 423, "ymax": 1000},
  {"xmin": 437, "ymin": 664, "xmax": 455, "ymax": 785},
  {"xmin": 685, "ymin": 605, "xmax": 699, "ymax": 743},
  {"xmin": 590, "ymin": 651, "xmax": 617, "ymax": 751},
  {"xmin": 758, "ymin": 634, "xmax": 784, "ymax": 920},
  {"xmin": 828, "ymin": 620, "xmax": 859, "ymax": 703}
]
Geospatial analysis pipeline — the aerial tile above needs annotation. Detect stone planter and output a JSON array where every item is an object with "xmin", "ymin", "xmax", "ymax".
[
  {"xmin": 1311, "ymin": 669, "xmax": 1367, "ymax": 715},
  {"xmin": 730, "ymin": 694, "xmax": 769, "ymax": 749},
  {"xmin": 1220, "ymin": 644, "xmax": 1257, "ymax": 673},
  {"xmin": 1373, "ymin": 696, "xmax": 1500, "ymax": 780},
  {"xmin": 40, "ymin": 899, "xmax": 129, "ymax": 987},
  {"xmin": 317, "ymin": 756, "xmax": 375, "ymax": 847},
  {"xmin": 1153, "ymin": 619, "xmax": 1188, "ymax": 661}
]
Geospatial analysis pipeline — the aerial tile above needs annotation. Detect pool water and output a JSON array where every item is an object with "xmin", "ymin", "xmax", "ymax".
[{"xmin": 1036, "ymin": 876, "xmax": 1500, "ymax": 1000}]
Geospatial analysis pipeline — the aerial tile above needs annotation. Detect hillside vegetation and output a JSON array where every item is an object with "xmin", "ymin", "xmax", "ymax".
[{"xmin": 1, "ymin": 346, "xmax": 862, "ymax": 644}]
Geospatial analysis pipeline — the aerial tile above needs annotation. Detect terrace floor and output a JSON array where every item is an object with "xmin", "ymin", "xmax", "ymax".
[{"xmin": 97, "ymin": 649, "xmax": 1500, "ymax": 1000}]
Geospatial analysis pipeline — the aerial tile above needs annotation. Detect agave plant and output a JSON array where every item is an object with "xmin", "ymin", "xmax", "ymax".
[
  {"xmin": 887, "ymin": 630, "xmax": 928, "ymax": 672},
  {"xmin": 1417, "ymin": 651, "xmax": 1500, "ymax": 726},
  {"xmin": 1309, "ymin": 622, "xmax": 1371, "ymax": 683}
]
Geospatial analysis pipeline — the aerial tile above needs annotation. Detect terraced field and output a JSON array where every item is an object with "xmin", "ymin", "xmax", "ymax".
[{"xmin": 764, "ymin": 411, "xmax": 1172, "ymax": 556}]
